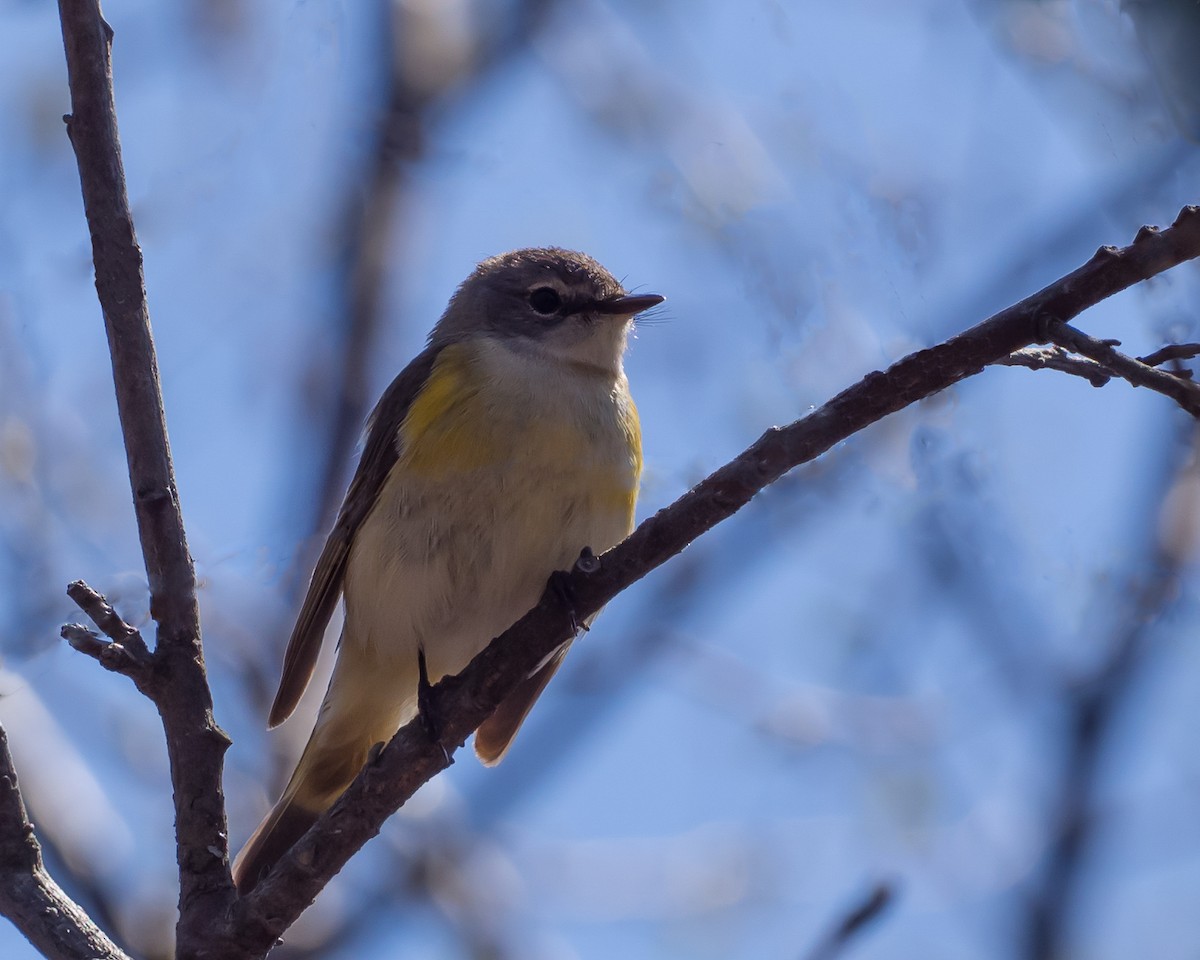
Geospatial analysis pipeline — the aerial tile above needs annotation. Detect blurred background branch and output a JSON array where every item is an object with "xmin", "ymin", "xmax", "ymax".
[
  {"xmin": 1025, "ymin": 417, "xmax": 1200, "ymax": 960},
  {"xmin": 801, "ymin": 881, "xmax": 895, "ymax": 960}
]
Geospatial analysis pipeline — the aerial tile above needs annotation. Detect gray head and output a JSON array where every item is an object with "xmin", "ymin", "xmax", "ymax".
[{"xmin": 431, "ymin": 248, "xmax": 663, "ymax": 375}]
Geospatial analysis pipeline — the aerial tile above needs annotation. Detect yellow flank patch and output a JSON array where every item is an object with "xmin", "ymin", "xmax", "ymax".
[
  {"xmin": 400, "ymin": 345, "xmax": 504, "ymax": 474},
  {"xmin": 400, "ymin": 342, "xmax": 641, "ymax": 525},
  {"xmin": 617, "ymin": 400, "xmax": 642, "ymax": 518}
]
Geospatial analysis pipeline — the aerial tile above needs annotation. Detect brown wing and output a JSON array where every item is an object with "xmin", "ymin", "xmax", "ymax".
[{"xmin": 267, "ymin": 345, "xmax": 440, "ymax": 728}]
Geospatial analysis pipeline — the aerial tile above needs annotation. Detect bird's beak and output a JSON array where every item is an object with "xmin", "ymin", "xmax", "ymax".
[{"xmin": 594, "ymin": 293, "xmax": 665, "ymax": 316}]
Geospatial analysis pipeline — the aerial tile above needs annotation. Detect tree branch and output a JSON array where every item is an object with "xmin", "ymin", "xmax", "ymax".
[
  {"xmin": 216, "ymin": 209, "xmax": 1200, "ymax": 954},
  {"xmin": 0, "ymin": 724, "xmax": 131, "ymax": 960},
  {"xmin": 1001, "ymin": 331, "xmax": 1200, "ymax": 405},
  {"xmin": 56, "ymin": 0, "xmax": 235, "ymax": 952}
]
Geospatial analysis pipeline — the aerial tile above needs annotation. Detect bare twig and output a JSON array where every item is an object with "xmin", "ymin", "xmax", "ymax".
[
  {"xmin": 216, "ymin": 210, "xmax": 1200, "ymax": 956},
  {"xmin": 1046, "ymin": 322, "xmax": 1200, "ymax": 414},
  {"xmin": 61, "ymin": 622, "xmax": 153, "ymax": 682},
  {"xmin": 61, "ymin": 580, "xmax": 157, "ymax": 692},
  {"xmin": 64, "ymin": 580, "xmax": 149, "ymax": 655},
  {"xmin": 56, "ymin": 0, "xmax": 235, "ymax": 952},
  {"xmin": 63, "ymin": 580, "xmax": 145, "ymax": 648},
  {"xmin": 801, "ymin": 881, "xmax": 896, "ymax": 960},
  {"xmin": 1139, "ymin": 342, "xmax": 1200, "ymax": 367},
  {"xmin": 0, "ymin": 724, "xmax": 131, "ymax": 960},
  {"xmin": 997, "ymin": 346, "xmax": 1112, "ymax": 387}
]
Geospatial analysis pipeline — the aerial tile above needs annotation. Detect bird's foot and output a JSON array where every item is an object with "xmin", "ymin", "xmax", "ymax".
[
  {"xmin": 548, "ymin": 568, "xmax": 585, "ymax": 636},
  {"xmin": 416, "ymin": 647, "xmax": 448, "ymax": 762}
]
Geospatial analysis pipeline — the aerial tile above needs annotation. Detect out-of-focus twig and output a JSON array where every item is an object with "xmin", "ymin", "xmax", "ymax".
[
  {"xmin": 801, "ymin": 881, "xmax": 896, "ymax": 960},
  {"xmin": 1025, "ymin": 419, "xmax": 1197, "ymax": 960},
  {"xmin": 304, "ymin": 0, "xmax": 559, "ymax": 543}
]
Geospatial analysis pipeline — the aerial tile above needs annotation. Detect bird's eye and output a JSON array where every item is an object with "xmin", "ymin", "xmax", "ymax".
[{"xmin": 529, "ymin": 287, "xmax": 562, "ymax": 315}]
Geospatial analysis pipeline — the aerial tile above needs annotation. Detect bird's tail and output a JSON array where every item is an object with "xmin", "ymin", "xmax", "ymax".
[
  {"xmin": 234, "ymin": 654, "xmax": 410, "ymax": 893},
  {"xmin": 233, "ymin": 717, "xmax": 378, "ymax": 893},
  {"xmin": 231, "ymin": 785, "xmax": 320, "ymax": 895}
]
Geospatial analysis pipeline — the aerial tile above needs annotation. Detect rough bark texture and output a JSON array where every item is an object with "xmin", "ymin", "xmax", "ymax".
[
  {"xmin": 0, "ymin": 726, "xmax": 131, "ymax": 960},
  {"xmin": 57, "ymin": 1, "xmax": 236, "ymax": 956}
]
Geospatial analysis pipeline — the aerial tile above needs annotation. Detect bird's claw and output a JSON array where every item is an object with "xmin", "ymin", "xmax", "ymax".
[{"xmin": 416, "ymin": 646, "xmax": 445, "ymax": 752}]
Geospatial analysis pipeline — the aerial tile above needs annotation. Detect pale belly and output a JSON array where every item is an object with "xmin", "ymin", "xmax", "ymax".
[
  {"xmin": 339, "ymin": 342, "xmax": 640, "ymax": 709},
  {"xmin": 343, "ymin": 458, "xmax": 633, "ymax": 679}
]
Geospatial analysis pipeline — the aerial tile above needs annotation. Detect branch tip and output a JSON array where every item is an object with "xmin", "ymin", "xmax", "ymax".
[{"xmin": 65, "ymin": 580, "xmax": 151, "ymax": 660}]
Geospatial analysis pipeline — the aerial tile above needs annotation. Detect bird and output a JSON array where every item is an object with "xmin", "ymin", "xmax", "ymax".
[{"xmin": 232, "ymin": 247, "xmax": 663, "ymax": 893}]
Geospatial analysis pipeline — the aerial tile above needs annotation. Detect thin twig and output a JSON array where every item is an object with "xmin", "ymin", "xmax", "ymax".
[
  {"xmin": 997, "ymin": 346, "xmax": 1112, "ymax": 387},
  {"xmin": 61, "ymin": 623, "xmax": 152, "ymax": 681},
  {"xmin": 801, "ymin": 881, "xmax": 896, "ymax": 960},
  {"xmin": 1046, "ymin": 322, "xmax": 1200, "ymax": 414},
  {"xmin": 218, "ymin": 209, "xmax": 1200, "ymax": 956},
  {"xmin": 0, "ymin": 724, "xmax": 131, "ymax": 960},
  {"xmin": 61, "ymin": 581, "xmax": 155, "ymax": 691},
  {"xmin": 1139, "ymin": 342, "xmax": 1200, "ymax": 367},
  {"xmin": 65, "ymin": 580, "xmax": 151, "ymax": 659}
]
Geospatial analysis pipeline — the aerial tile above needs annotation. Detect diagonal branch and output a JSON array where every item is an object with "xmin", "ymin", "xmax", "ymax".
[
  {"xmin": 56, "ymin": 0, "xmax": 235, "ymax": 951},
  {"xmin": 219, "ymin": 209, "xmax": 1200, "ymax": 954},
  {"xmin": 0, "ymin": 724, "xmax": 131, "ymax": 960}
]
